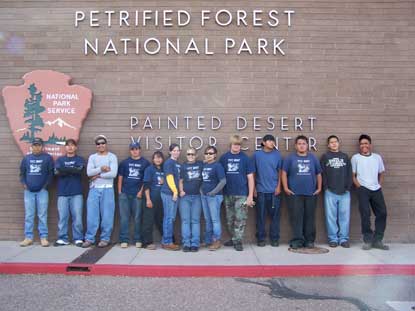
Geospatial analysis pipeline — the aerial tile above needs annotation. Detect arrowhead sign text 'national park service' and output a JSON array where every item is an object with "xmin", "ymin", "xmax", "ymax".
[{"xmin": 2, "ymin": 70, "xmax": 92, "ymax": 159}]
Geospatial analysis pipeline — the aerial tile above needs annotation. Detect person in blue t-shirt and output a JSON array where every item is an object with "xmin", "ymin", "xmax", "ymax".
[
  {"xmin": 54, "ymin": 139, "xmax": 85, "ymax": 247},
  {"xmin": 282, "ymin": 135, "xmax": 322, "ymax": 249},
  {"xmin": 117, "ymin": 142, "xmax": 150, "ymax": 248},
  {"xmin": 19, "ymin": 138, "xmax": 54, "ymax": 247},
  {"xmin": 252, "ymin": 134, "xmax": 283, "ymax": 247},
  {"xmin": 142, "ymin": 151, "xmax": 165, "ymax": 250},
  {"xmin": 219, "ymin": 135, "xmax": 255, "ymax": 251},
  {"xmin": 160, "ymin": 144, "xmax": 181, "ymax": 251},
  {"xmin": 201, "ymin": 146, "xmax": 226, "ymax": 251},
  {"xmin": 179, "ymin": 147, "xmax": 203, "ymax": 252}
]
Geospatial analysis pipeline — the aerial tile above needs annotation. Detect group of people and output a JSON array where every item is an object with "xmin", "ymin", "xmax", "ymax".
[{"xmin": 18, "ymin": 133, "xmax": 389, "ymax": 252}]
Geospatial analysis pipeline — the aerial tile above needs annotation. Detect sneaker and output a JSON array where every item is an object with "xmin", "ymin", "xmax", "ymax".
[
  {"xmin": 82, "ymin": 240, "xmax": 94, "ymax": 248},
  {"xmin": 270, "ymin": 240, "xmax": 279, "ymax": 247},
  {"xmin": 97, "ymin": 240, "xmax": 110, "ymax": 248},
  {"xmin": 340, "ymin": 241, "xmax": 350, "ymax": 248},
  {"xmin": 144, "ymin": 244, "xmax": 156, "ymax": 250},
  {"xmin": 74, "ymin": 240, "xmax": 84, "ymax": 247},
  {"xmin": 136, "ymin": 242, "xmax": 142, "ymax": 248},
  {"xmin": 362, "ymin": 242, "xmax": 372, "ymax": 250},
  {"xmin": 208, "ymin": 240, "xmax": 221, "ymax": 251},
  {"xmin": 162, "ymin": 243, "xmax": 180, "ymax": 251},
  {"xmin": 19, "ymin": 238, "xmax": 33, "ymax": 247},
  {"xmin": 183, "ymin": 246, "xmax": 191, "ymax": 252},
  {"xmin": 234, "ymin": 241, "xmax": 243, "ymax": 251},
  {"xmin": 257, "ymin": 241, "xmax": 266, "ymax": 247},
  {"xmin": 40, "ymin": 238, "xmax": 50, "ymax": 247},
  {"xmin": 120, "ymin": 242, "xmax": 128, "ymax": 248},
  {"xmin": 372, "ymin": 241, "xmax": 389, "ymax": 250},
  {"xmin": 224, "ymin": 240, "xmax": 234, "ymax": 247},
  {"xmin": 329, "ymin": 241, "xmax": 338, "ymax": 248},
  {"xmin": 54, "ymin": 239, "xmax": 69, "ymax": 247},
  {"xmin": 190, "ymin": 246, "xmax": 199, "ymax": 252},
  {"xmin": 305, "ymin": 242, "xmax": 315, "ymax": 249}
]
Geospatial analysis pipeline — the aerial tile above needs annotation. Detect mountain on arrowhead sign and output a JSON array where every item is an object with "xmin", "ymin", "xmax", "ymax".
[{"xmin": 2, "ymin": 70, "xmax": 92, "ymax": 159}]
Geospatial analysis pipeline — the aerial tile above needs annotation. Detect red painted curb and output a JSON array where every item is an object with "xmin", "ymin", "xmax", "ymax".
[{"xmin": 0, "ymin": 263, "xmax": 414, "ymax": 277}]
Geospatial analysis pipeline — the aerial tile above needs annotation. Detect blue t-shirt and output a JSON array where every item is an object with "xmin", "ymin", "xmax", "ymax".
[
  {"xmin": 282, "ymin": 153, "xmax": 322, "ymax": 196},
  {"xmin": 20, "ymin": 153, "xmax": 54, "ymax": 192},
  {"xmin": 219, "ymin": 151, "xmax": 254, "ymax": 196},
  {"xmin": 252, "ymin": 149, "xmax": 283, "ymax": 193},
  {"xmin": 55, "ymin": 155, "xmax": 85, "ymax": 196},
  {"xmin": 180, "ymin": 161, "xmax": 203, "ymax": 195},
  {"xmin": 143, "ymin": 165, "xmax": 165, "ymax": 193},
  {"xmin": 201, "ymin": 162, "xmax": 226, "ymax": 194},
  {"xmin": 161, "ymin": 158, "xmax": 181, "ymax": 195},
  {"xmin": 118, "ymin": 157, "xmax": 150, "ymax": 195}
]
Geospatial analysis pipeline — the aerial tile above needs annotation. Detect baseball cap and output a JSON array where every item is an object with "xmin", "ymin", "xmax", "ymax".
[
  {"xmin": 94, "ymin": 135, "xmax": 107, "ymax": 144},
  {"xmin": 32, "ymin": 137, "xmax": 43, "ymax": 145},
  {"xmin": 129, "ymin": 142, "xmax": 141, "ymax": 149}
]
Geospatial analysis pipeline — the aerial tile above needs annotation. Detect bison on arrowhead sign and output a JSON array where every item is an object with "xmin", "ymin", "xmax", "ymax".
[{"xmin": 2, "ymin": 70, "xmax": 92, "ymax": 159}]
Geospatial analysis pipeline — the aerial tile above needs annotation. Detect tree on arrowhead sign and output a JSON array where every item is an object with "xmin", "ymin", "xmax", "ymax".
[{"xmin": 2, "ymin": 70, "xmax": 92, "ymax": 159}]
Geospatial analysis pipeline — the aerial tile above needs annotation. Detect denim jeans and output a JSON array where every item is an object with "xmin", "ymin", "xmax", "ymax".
[
  {"xmin": 179, "ymin": 195, "xmax": 202, "ymax": 247},
  {"xmin": 255, "ymin": 192, "xmax": 281, "ymax": 242},
  {"xmin": 357, "ymin": 186, "xmax": 387, "ymax": 243},
  {"xmin": 85, "ymin": 187, "xmax": 115, "ymax": 243},
  {"xmin": 324, "ymin": 190, "xmax": 351, "ymax": 244},
  {"xmin": 201, "ymin": 194, "xmax": 223, "ymax": 244},
  {"xmin": 118, "ymin": 192, "xmax": 143, "ymax": 243},
  {"xmin": 24, "ymin": 189, "xmax": 49, "ymax": 239},
  {"xmin": 161, "ymin": 192, "xmax": 178, "ymax": 245},
  {"xmin": 287, "ymin": 195, "xmax": 317, "ymax": 248},
  {"xmin": 57, "ymin": 194, "xmax": 84, "ymax": 242}
]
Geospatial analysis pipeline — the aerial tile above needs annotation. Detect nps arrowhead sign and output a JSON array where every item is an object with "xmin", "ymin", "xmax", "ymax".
[{"xmin": 2, "ymin": 70, "xmax": 92, "ymax": 159}]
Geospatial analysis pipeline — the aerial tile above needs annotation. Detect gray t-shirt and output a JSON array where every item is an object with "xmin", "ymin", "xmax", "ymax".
[
  {"xmin": 87, "ymin": 152, "xmax": 118, "ymax": 188},
  {"xmin": 351, "ymin": 153, "xmax": 385, "ymax": 191}
]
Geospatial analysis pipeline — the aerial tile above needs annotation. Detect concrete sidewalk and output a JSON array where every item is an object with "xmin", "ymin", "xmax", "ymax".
[{"xmin": 1, "ymin": 241, "xmax": 414, "ymax": 277}]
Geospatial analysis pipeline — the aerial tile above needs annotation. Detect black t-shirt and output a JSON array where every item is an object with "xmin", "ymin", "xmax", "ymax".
[{"xmin": 320, "ymin": 151, "xmax": 352, "ymax": 195}]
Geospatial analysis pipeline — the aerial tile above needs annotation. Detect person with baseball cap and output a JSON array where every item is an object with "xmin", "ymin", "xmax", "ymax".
[
  {"xmin": 19, "ymin": 138, "xmax": 54, "ymax": 247},
  {"xmin": 117, "ymin": 141, "xmax": 150, "ymax": 248}
]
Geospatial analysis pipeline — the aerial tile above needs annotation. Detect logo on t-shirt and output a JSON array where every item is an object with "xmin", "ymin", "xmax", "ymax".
[
  {"xmin": 187, "ymin": 170, "xmax": 200, "ymax": 180},
  {"xmin": 227, "ymin": 162, "xmax": 239, "ymax": 173},
  {"xmin": 128, "ymin": 167, "xmax": 140, "ymax": 178},
  {"xmin": 297, "ymin": 159, "xmax": 311, "ymax": 175},
  {"xmin": 30, "ymin": 164, "xmax": 42, "ymax": 174},
  {"xmin": 202, "ymin": 168, "xmax": 211, "ymax": 181},
  {"xmin": 328, "ymin": 158, "xmax": 346, "ymax": 169}
]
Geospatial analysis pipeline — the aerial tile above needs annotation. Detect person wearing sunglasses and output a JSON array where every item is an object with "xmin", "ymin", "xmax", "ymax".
[
  {"xmin": 160, "ymin": 143, "xmax": 181, "ymax": 251},
  {"xmin": 82, "ymin": 135, "xmax": 118, "ymax": 248},
  {"xmin": 201, "ymin": 146, "xmax": 226, "ymax": 251},
  {"xmin": 178, "ymin": 147, "xmax": 203, "ymax": 252}
]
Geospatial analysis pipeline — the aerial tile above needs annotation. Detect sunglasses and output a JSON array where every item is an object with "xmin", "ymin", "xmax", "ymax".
[
  {"xmin": 187, "ymin": 153, "xmax": 196, "ymax": 156},
  {"xmin": 96, "ymin": 142, "xmax": 106, "ymax": 146},
  {"xmin": 204, "ymin": 152, "xmax": 215, "ymax": 155}
]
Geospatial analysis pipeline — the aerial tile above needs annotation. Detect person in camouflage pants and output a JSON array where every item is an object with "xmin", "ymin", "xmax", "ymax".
[{"xmin": 219, "ymin": 135, "xmax": 255, "ymax": 251}]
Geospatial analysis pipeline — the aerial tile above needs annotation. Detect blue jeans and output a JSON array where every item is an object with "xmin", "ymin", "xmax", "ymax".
[
  {"xmin": 179, "ymin": 195, "xmax": 202, "ymax": 247},
  {"xmin": 85, "ymin": 187, "xmax": 115, "ymax": 243},
  {"xmin": 118, "ymin": 193, "xmax": 143, "ymax": 243},
  {"xmin": 57, "ymin": 194, "xmax": 84, "ymax": 242},
  {"xmin": 324, "ymin": 190, "xmax": 351, "ymax": 243},
  {"xmin": 255, "ymin": 192, "xmax": 281, "ymax": 242},
  {"xmin": 161, "ymin": 192, "xmax": 178, "ymax": 245},
  {"xmin": 24, "ymin": 189, "xmax": 49, "ymax": 239},
  {"xmin": 201, "ymin": 194, "xmax": 223, "ymax": 243}
]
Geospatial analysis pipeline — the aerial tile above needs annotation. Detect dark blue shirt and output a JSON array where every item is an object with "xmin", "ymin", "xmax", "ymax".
[
  {"xmin": 161, "ymin": 158, "xmax": 181, "ymax": 195},
  {"xmin": 143, "ymin": 165, "xmax": 165, "ymax": 193},
  {"xmin": 20, "ymin": 153, "xmax": 54, "ymax": 192},
  {"xmin": 252, "ymin": 149, "xmax": 283, "ymax": 193},
  {"xmin": 118, "ymin": 157, "xmax": 150, "ymax": 195},
  {"xmin": 180, "ymin": 161, "xmax": 203, "ymax": 195},
  {"xmin": 55, "ymin": 155, "xmax": 85, "ymax": 196},
  {"xmin": 201, "ymin": 162, "xmax": 226, "ymax": 194},
  {"xmin": 219, "ymin": 151, "xmax": 254, "ymax": 196},
  {"xmin": 282, "ymin": 153, "xmax": 322, "ymax": 196}
]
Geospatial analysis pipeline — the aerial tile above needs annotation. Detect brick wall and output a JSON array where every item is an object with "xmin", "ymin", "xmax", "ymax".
[{"xmin": 0, "ymin": 0, "xmax": 414, "ymax": 242}]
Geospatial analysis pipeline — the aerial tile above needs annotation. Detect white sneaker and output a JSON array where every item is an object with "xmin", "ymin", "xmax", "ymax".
[
  {"xmin": 136, "ymin": 242, "xmax": 142, "ymax": 248},
  {"xmin": 74, "ymin": 240, "xmax": 83, "ymax": 247},
  {"xmin": 54, "ymin": 239, "xmax": 69, "ymax": 246}
]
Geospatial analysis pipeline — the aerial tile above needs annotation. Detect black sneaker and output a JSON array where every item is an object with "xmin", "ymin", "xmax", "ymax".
[
  {"xmin": 234, "ymin": 242, "xmax": 243, "ymax": 251},
  {"xmin": 183, "ymin": 246, "xmax": 191, "ymax": 252},
  {"xmin": 305, "ymin": 242, "xmax": 315, "ymax": 249},
  {"xmin": 270, "ymin": 240, "xmax": 279, "ymax": 247},
  {"xmin": 257, "ymin": 240, "xmax": 266, "ymax": 247},
  {"xmin": 190, "ymin": 246, "xmax": 199, "ymax": 252},
  {"xmin": 362, "ymin": 242, "xmax": 372, "ymax": 250},
  {"xmin": 340, "ymin": 241, "xmax": 350, "ymax": 248},
  {"xmin": 224, "ymin": 240, "xmax": 234, "ymax": 247},
  {"xmin": 329, "ymin": 241, "xmax": 338, "ymax": 248},
  {"xmin": 372, "ymin": 241, "xmax": 389, "ymax": 250}
]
